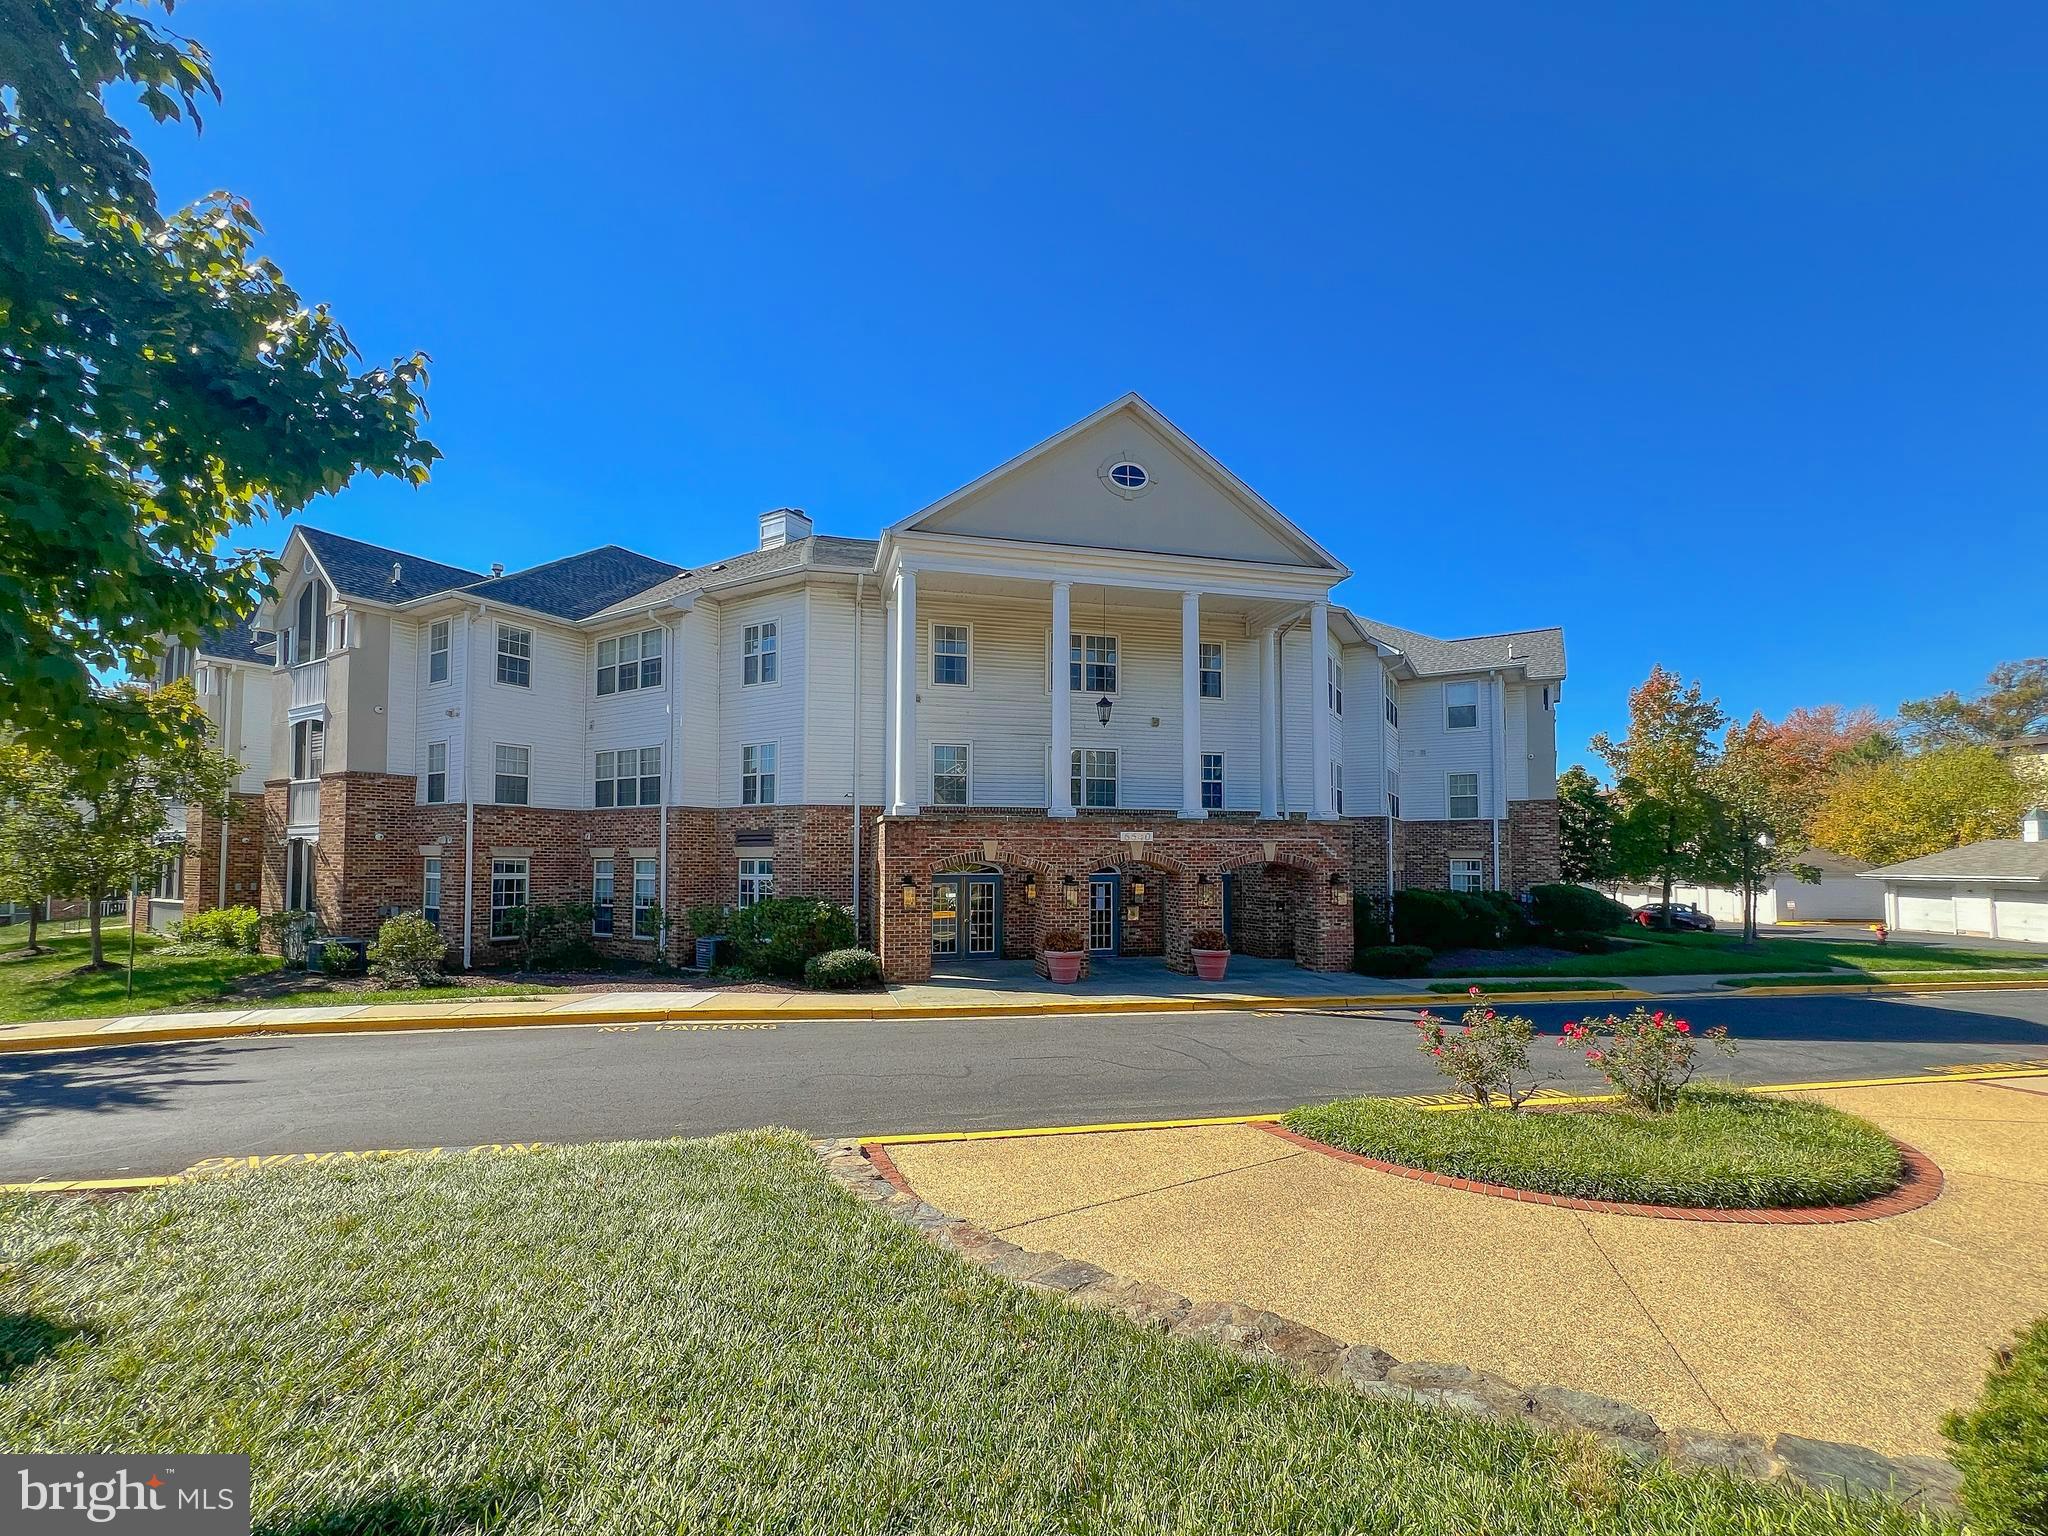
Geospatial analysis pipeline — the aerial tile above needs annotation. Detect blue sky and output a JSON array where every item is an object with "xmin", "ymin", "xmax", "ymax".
[{"xmin": 120, "ymin": 3, "xmax": 2045, "ymax": 766}]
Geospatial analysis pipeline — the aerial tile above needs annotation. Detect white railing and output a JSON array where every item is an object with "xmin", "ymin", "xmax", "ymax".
[
  {"xmin": 290, "ymin": 657, "xmax": 327, "ymax": 711},
  {"xmin": 287, "ymin": 779, "xmax": 320, "ymax": 828}
]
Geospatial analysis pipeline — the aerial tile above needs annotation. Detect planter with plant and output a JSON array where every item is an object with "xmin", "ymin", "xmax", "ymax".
[
  {"xmin": 1190, "ymin": 929, "xmax": 1231, "ymax": 981},
  {"xmin": 1041, "ymin": 930, "xmax": 1084, "ymax": 984}
]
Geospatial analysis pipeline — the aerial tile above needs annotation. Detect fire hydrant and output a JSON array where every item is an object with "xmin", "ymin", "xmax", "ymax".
[{"xmin": 1872, "ymin": 922, "xmax": 1888, "ymax": 945}]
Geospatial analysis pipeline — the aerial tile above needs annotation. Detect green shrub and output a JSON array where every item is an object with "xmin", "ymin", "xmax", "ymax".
[
  {"xmin": 262, "ymin": 909, "xmax": 316, "ymax": 965},
  {"xmin": 686, "ymin": 903, "xmax": 731, "ymax": 938},
  {"xmin": 172, "ymin": 904, "xmax": 262, "ymax": 951},
  {"xmin": 1542, "ymin": 928, "xmax": 1617, "ymax": 955},
  {"xmin": 804, "ymin": 947, "xmax": 882, "ymax": 990},
  {"xmin": 1355, "ymin": 944, "xmax": 1432, "ymax": 977},
  {"xmin": 1944, "ymin": 1317, "xmax": 2048, "ymax": 1536},
  {"xmin": 514, "ymin": 903, "xmax": 600, "ymax": 971},
  {"xmin": 317, "ymin": 940, "xmax": 361, "ymax": 977},
  {"xmin": 368, "ymin": 911, "xmax": 447, "ymax": 989},
  {"xmin": 728, "ymin": 897, "xmax": 856, "ymax": 979},
  {"xmin": 1393, "ymin": 890, "xmax": 1515, "ymax": 951},
  {"xmin": 1529, "ymin": 883, "xmax": 1631, "ymax": 933},
  {"xmin": 1352, "ymin": 892, "xmax": 1393, "ymax": 947}
]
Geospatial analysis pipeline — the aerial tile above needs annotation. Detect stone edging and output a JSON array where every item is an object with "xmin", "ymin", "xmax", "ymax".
[
  {"xmin": 819, "ymin": 1139, "xmax": 1960, "ymax": 1512},
  {"xmin": 1254, "ymin": 1123, "xmax": 1947, "ymax": 1224}
]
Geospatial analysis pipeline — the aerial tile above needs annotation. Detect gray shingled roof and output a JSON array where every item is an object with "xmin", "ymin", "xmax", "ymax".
[
  {"xmin": 458, "ymin": 546, "xmax": 686, "ymax": 621},
  {"xmin": 193, "ymin": 620, "xmax": 276, "ymax": 666},
  {"xmin": 1347, "ymin": 614, "xmax": 1566, "ymax": 680},
  {"xmin": 1861, "ymin": 841, "xmax": 2048, "ymax": 882},
  {"xmin": 1787, "ymin": 847, "xmax": 1873, "ymax": 879},
  {"xmin": 586, "ymin": 534, "xmax": 878, "ymax": 620},
  {"xmin": 300, "ymin": 526, "xmax": 486, "ymax": 603}
]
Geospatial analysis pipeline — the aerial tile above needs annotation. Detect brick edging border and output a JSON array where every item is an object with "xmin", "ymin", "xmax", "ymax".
[{"xmin": 1253, "ymin": 1123, "xmax": 1944, "ymax": 1223}]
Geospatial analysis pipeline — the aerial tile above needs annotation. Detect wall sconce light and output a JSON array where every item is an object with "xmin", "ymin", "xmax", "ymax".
[
  {"xmin": 1063, "ymin": 875, "xmax": 1079, "ymax": 906},
  {"xmin": 1125, "ymin": 905, "xmax": 1140, "ymax": 924},
  {"xmin": 1132, "ymin": 878, "xmax": 1146, "ymax": 899},
  {"xmin": 1329, "ymin": 873, "xmax": 1348, "ymax": 906},
  {"xmin": 1025, "ymin": 876, "xmax": 1038, "ymax": 901},
  {"xmin": 902, "ymin": 876, "xmax": 919, "ymax": 909}
]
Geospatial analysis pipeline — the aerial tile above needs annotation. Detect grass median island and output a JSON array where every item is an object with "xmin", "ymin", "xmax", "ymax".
[
  {"xmin": 0, "ymin": 1134, "xmax": 1939, "ymax": 1534},
  {"xmin": 1425, "ymin": 978, "xmax": 1630, "ymax": 995},
  {"xmin": 1283, "ymin": 1087, "xmax": 1907, "ymax": 1209},
  {"xmin": 1433, "ymin": 928, "xmax": 2048, "ymax": 981}
]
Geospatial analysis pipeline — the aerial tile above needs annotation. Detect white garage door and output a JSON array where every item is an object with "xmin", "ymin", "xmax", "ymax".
[
  {"xmin": 1953, "ymin": 886, "xmax": 1996, "ymax": 937},
  {"xmin": 1894, "ymin": 885, "xmax": 1956, "ymax": 935},
  {"xmin": 1993, "ymin": 892, "xmax": 2048, "ymax": 944}
]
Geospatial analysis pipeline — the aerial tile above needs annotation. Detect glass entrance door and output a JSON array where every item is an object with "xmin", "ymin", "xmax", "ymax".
[
  {"xmin": 964, "ymin": 877, "xmax": 997, "ymax": 957},
  {"xmin": 1088, "ymin": 875, "xmax": 1118, "ymax": 953},
  {"xmin": 931, "ymin": 878, "xmax": 960, "ymax": 959}
]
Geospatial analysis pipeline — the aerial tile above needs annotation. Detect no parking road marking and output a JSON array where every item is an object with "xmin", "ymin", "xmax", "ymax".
[{"xmin": 596, "ymin": 1022, "xmax": 780, "ymax": 1034}]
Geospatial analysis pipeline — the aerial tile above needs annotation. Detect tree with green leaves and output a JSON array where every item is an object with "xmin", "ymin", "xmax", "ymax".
[
  {"xmin": 0, "ymin": 0, "xmax": 438, "ymax": 774},
  {"xmin": 1899, "ymin": 660, "xmax": 2048, "ymax": 750},
  {"xmin": 1591, "ymin": 666, "xmax": 1728, "ymax": 927},
  {"xmin": 1811, "ymin": 745, "xmax": 2033, "ymax": 866},
  {"xmin": 1556, "ymin": 764, "xmax": 1618, "ymax": 886},
  {"xmin": 1701, "ymin": 714, "xmax": 1821, "ymax": 942},
  {"xmin": 57, "ymin": 683, "xmax": 236, "ymax": 968},
  {"xmin": 0, "ymin": 741, "xmax": 81, "ymax": 954}
]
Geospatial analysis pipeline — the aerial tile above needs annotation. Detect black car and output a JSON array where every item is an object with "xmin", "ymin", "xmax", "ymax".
[{"xmin": 1632, "ymin": 901, "xmax": 1716, "ymax": 932}]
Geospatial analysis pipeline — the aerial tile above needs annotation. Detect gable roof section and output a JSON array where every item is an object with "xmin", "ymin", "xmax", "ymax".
[
  {"xmin": 297, "ymin": 526, "xmax": 487, "ymax": 603},
  {"xmin": 457, "ymin": 546, "xmax": 686, "ymax": 621},
  {"xmin": 193, "ymin": 619, "xmax": 275, "ymax": 665},
  {"xmin": 889, "ymin": 394, "xmax": 1347, "ymax": 573},
  {"xmin": 1860, "ymin": 841, "xmax": 2048, "ymax": 882},
  {"xmin": 585, "ymin": 534, "xmax": 878, "ymax": 621},
  {"xmin": 1348, "ymin": 615, "xmax": 1566, "ymax": 681}
]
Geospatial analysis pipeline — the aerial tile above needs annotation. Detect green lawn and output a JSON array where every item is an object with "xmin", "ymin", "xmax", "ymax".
[
  {"xmin": 1434, "ymin": 928, "xmax": 2047, "ymax": 980},
  {"xmin": 1283, "ymin": 1087, "xmax": 1905, "ymax": 1208},
  {"xmin": 188, "ymin": 981, "xmax": 548, "ymax": 1011},
  {"xmin": 1425, "ymin": 978, "xmax": 1629, "ymax": 994},
  {"xmin": 1, "ymin": 1140, "xmax": 1948, "ymax": 1536},
  {"xmin": 0, "ymin": 931, "xmax": 280, "ymax": 1023}
]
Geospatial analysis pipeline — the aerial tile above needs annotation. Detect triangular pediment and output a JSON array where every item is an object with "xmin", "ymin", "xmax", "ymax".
[{"xmin": 896, "ymin": 395, "xmax": 1345, "ymax": 572}]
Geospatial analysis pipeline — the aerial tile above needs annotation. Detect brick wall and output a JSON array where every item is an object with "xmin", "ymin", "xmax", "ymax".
[
  {"xmin": 182, "ymin": 792, "xmax": 264, "ymax": 915},
  {"xmin": 874, "ymin": 810, "xmax": 1353, "ymax": 982},
  {"xmin": 1506, "ymin": 799, "xmax": 1562, "ymax": 890},
  {"xmin": 1398, "ymin": 818, "xmax": 1500, "ymax": 891}
]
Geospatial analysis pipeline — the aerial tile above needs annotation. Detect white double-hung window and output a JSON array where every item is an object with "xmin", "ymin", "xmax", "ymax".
[
  {"xmin": 930, "ymin": 624, "xmax": 970, "ymax": 687},
  {"xmin": 1450, "ymin": 858, "xmax": 1485, "ymax": 893},
  {"xmin": 596, "ymin": 746, "xmax": 662, "ymax": 807},
  {"xmin": 742, "ymin": 621, "xmax": 778, "ymax": 685},
  {"xmin": 592, "ymin": 858, "xmax": 615, "ymax": 936},
  {"xmin": 494, "ymin": 745, "xmax": 530, "ymax": 805},
  {"xmin": 632, "ymin": 858, "xmax": 659, "ymax": 938},
  {"xmin": 496, "ymin": 625, "xmax": 532, "ymax": 687},
  {"xmin": 1199, "ymin": 642, "xmax": 1224, "ymax": 699},
  {"xmin": 741, "ymin": 743, "xmax": 777, "ymax": 805},
  {"xmin": 597, "ymin": 628, "xmax": 663, "ymax": 695},
  {"xmin": 1068, "ymin": 634, "xmax": 1117, "ymax": 693},
  {"xmin": 424, "ymin": 741, "xmax": 447, "ymax": 804},
  {"xmin": 1069, "ymin": 748, "xmax": 1118, "ymax": 809},
  {"xmin": 1446, "ymin": 680, "xmax": 1479, "ymax": 730},
  {"xmin": 490, "ymin": 858, "xmax": 528, "ymax": 939},
  {"xmin": 428, "ymin": 619, "xmax": 450, "ymax": 684},
  {"xmin": 738, "ymin": 857, "xmax": 774, "ymax": 908},
  {"xmin": 932, "ymin": 744, "xmax": 969, "ymax": 805},
  {"xmin": 1447, "ymin": 771, "xmax": 1480, "ymax": 820},
  {"xmin": 1200, "ymin": 751, "xmax": 1225, "ymax": 810}
]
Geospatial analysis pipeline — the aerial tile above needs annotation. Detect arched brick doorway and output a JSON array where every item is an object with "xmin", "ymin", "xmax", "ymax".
[{"xmin": 1221, "ymin": 853, "xmax": 1352, "ymax": 972}]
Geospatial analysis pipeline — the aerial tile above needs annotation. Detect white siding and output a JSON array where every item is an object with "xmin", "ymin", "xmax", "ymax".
[
  {"xmin": 803, "ymin": 584, "xmax": 879, "ymax": 806},
  {"xmin": 1197, "ymin": 630, "xmax": 1262, "ymax": 810},
  {"xmin": 1396, "ymin": 676, "xmax": 1496, "ymax": 820},
  {"xmin": 385, "ymin": 619, "xmax": 418, "ymax": 777},
  {"xmin": 588, "ymin": 616, "xmax": 674, "ymax": 806},
  {"xmin": 717, "ymin": 586, "xmax": 806, "ymax": 808},
  {"xmin": 677, "ymin": 603, "xmax": 721, "ymax": 804},
  {"xmin": 1502, "ymin": 681, "xmax": 1528, "ymax": 802},
  {"xmin": 468, "ymin": 614, "xmax": 587, "ymax": 808},
  {"xmin": 416, "ymin": 610, "xmax": 468, "ymax": 802}
]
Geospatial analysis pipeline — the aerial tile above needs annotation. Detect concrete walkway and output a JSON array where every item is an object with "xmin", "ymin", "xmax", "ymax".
[{"xmin": 884, "ymin": 1075, "xmax": 2048, "ymax": 1457}]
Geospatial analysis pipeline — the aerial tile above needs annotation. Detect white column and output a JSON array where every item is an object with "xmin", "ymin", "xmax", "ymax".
[
  {"xmin": 1258, "ymin": 626, "xmax": 1280, "ymax": 819},
  {"xmin": 1309, "ymin": 599, "xmax": 1335, "ymax": 820},
  {"xmin": 889, "ymin": 567, "xmax": 919, "ymax": 815},
  {"xmin": 1049, "ymin": 580, "xmax": 1074, "ymax": 816},
  {"xmin": 1179, "ymin": 590, "xmax": 1206, "ymax": 818}
]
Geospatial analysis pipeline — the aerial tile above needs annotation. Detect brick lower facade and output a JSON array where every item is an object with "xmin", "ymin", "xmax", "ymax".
[
  {"xmin": 178, "ymin": 792, "xmax": 265, "ymax": 915},
  {"xmin": 250, "ymin": 774, "xmax": 1559, "ymax": 979}
]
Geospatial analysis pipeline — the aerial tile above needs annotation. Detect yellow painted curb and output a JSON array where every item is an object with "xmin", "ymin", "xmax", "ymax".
[{"xmin": 856, "ymin": 1064, "xmax": 2048, "ymax": 1146}]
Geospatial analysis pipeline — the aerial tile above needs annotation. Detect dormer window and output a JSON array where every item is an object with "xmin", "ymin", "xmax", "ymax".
[{"xmin": 293, "ymin": 581, "xmax": 328, "ymax": 664}]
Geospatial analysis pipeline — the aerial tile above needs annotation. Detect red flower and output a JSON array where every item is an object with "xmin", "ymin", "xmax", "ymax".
[
  {"xmin": 1468, "ymin": 986, "xmax": 1482, "ymax": 996},
  {"xmin": 1676, "ymin": 1020, "xmax": 1691, "ymax": 1034},
  {"xmin": 1651, "ymin": 1010, "xmax": 1666, "ymax": 1024}
]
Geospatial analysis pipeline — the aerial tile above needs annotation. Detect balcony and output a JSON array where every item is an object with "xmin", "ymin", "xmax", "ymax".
[
  {"xmin": 287, "ymin": 779, "xmax": 320, "ymax": 831},
  {"xmin": 289, "ymin": 657, "xmax": 328, "ymax": 712}
]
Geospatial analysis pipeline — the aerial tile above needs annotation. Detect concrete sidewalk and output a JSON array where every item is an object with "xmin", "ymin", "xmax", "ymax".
[{"xmin": 884, "ymin": 1075, "xmax": 2048, "ymax": 1457}]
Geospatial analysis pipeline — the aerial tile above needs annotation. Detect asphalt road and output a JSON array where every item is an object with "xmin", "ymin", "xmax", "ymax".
[{"xmin": 3, "ymin": 990, "xmax": 2047, "ymax": 1181}]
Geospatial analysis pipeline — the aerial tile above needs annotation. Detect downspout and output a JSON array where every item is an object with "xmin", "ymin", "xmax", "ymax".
[
  {"xmin": 218, "ymin": 668, "xmax": 233, "ymax": 907},
  {"xmin": 660, "ymin": 611, "xmax": 675, "ymax": 956},
  {"xmin": 852, "ymin": 573, "xmax": 864, "ymax": 940},
  {"xmin": 461, "ymin": 603, "xmax": 482, "ymax": 969},
  {"xmin": 1380, "ymin": 660, "xmax": 1394, "ymax": 924},
  {"xmin": 1489, "ymin": 668, "xmax": 1504, "ymax": 890}
]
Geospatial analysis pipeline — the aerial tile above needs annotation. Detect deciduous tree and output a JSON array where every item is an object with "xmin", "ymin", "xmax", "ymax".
[
  {"xmin": 0, "ymin": 0, "xmax": 438, "ymax": 774},
  {"xmin": 57, "ymin": 683, "xmax": 236, "ymax": 968},
  {"xmin": 1556, "ymin": 764, "xmax": 1617, "ymax": 886},
  {"xmin": 1590, "ymin": 667, "xmax": 1727, "ymax": 925},
  {"xmin": 0, "ymin": 742, "xmax": 81, "ymax": 954},
  {"xmin": 1811, "ymin": 746, "xmax": 2033, "ymax": 866},
  {"xmin": 1899, "ymin": 660, "xmax": 2048, "ymax": 749},
  {"xmin": 1701, "ymin": 715, "xmax": 1821, "ymax": 942}
]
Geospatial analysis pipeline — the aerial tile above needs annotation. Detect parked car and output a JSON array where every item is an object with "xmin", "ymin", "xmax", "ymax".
[{"xmin": 1633, "ymin": 901, "xmax": 1716, "ymax": 932}]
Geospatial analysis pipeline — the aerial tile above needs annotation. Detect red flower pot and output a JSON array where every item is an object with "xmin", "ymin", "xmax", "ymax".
[
  {"xmin": 1192, "ymin": 948, "xmax": 1230, "ymax": 982},
  {"xmin": 1045, "ymin": 950, "xmax": 1083, "ymax": 984}
]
